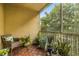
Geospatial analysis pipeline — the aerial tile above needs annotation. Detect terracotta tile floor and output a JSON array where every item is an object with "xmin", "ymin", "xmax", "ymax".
[{"xmin": 12, "ymin": 45, "xmax": 46, "ymax": 56}]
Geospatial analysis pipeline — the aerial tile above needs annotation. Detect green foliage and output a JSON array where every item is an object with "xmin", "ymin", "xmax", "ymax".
[
  {"xmin": 35, "ymin": 33, "xmax": 55, "ymax": 51},
  {"xmin": 38, "ymin": 34, "xmax": 48, "ymax": 50},
  {"xmin": 34, "ymin": 32, "xmax": 48, "ymax": 50},
  {"xmin": 51, "ymin": 4, "xmax": 60, "ymax": 14},
  {"xmin": 0, "ymin": 48, "xmax": 9, "ymax": 56},
  {"xmin": 41, "ymin": 3, "xmax": 79, "ymax": 33},
  {"xmin": 51, "ymin": 41, "xmax": 58, "ymax": 54},
  {"xmin": 57, "ymin": 39, "xmax": 71, "ymax": 56},
  {"xmin": 41, "ymin": 4, "xmax": 61, "ymax": 32},
  {"xmin": 20, "ymin": 36, "xmax": 31, "ymax": 47},
  {"xmin": 40, "ymin": 3, "xmax": 79, "ymax": 56},
  {"xmin": 35, "ymin": 32, "xmax": 71, "ymax": 55},
  {"xmin": 34, "ymin": 32, "xmax": 41, "ymax": 45}
]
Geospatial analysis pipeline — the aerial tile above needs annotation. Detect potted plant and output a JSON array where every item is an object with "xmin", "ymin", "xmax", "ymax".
[
  {"xmin": 34, "ymin": 32, "xmax": 48, "ymax": 50},
  {"xmin": 57, "ymin": 39, "xmax": 71, "ymax": 56},
  {"xmin": 51, "ymin": 42, "xmax": 58, "ymax": 54},
  {"xmin": 24, "ymin": 36, "xmax": 31, "ymax": 47},
  {"xmin": 46, "ymin": 35, "xmax": 53, "ymax": 56},
  {"xmin": 20, "ymin": 36, "xmax": 31, "ymax": 47},
  {"xmin": 0, "ymin": 48, "xmax": 9, "ymax": 56},
  {"xmin": 38, "ymin": 34, "xmax": 48, "ymax": 50},
  {"xmin": 34, "ymin": 32, "xmax": 40, "ymax": 45}
]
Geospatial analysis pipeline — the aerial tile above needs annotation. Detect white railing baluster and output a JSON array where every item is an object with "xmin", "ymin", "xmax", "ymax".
[
  {"xmin": 77, "ymin": 36, "xmax": 78, "ymax": 56},
  {"xmin": 42, "ymin": 32, "xmax": 79, "ymax": 56}
]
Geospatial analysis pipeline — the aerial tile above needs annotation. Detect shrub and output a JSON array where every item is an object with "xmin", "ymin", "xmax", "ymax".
[{"xmin": 57, "ymin": 39, "xmax": 71, "ymax": 56}]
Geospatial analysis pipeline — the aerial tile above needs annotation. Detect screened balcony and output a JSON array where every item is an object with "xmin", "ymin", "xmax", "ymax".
[
  {"xmin": 40, "ymin": 3, "xmax": 79, "ymax": 56},
  {"xmin": 0, "ymin": 3, "xmax": 79, "ymax": 56}
]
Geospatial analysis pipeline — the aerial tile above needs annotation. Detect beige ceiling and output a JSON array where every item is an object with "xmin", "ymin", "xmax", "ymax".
[{"xmin": 14, "ymin": 3, "xmax": 47, "ymax": 12}]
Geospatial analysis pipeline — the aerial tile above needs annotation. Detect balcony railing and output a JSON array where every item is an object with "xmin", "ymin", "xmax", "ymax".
[{"xmin": 41, "ymin": 31, "xmax": 79, "ymax": 56}]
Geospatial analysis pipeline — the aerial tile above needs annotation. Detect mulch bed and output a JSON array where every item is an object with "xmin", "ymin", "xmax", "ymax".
[{"xmin": 12, "ymin": 45, "xmax": 46, "ymax": 56}]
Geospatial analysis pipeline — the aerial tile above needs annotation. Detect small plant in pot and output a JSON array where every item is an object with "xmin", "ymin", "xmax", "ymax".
[
  {"xmin": 46, "ymin": 36, "xmax": 52, "ymax": 56},
  {"xmin": 34, "ymin": 32, "xmax": 40, "ymax": 45},
  {"xmin": 20, "ymin": 36, "xmax": 31, "ymax": 47},
  {"xmin": 0, "ymin": 48, "xmax": 9, "ymax": 56},
  {"xmin": 24, "ymin": 36, "xmax": 31, "ymax": 47},
  {"xmin": 34, "ymin": 32, "xmax": 48, "ymax": 50},
  {"xmin": 38, "ymin": 35, "xmax": 48, "ymax": 50},
  {"xmin": 47, "ymin": 35, "xmax": 58, "ymax": 55},
  {"xmin": 47, "ymin": 44, "xmax": 53, "ymax": 56},
  {"xmin": 57, "ymin": 39, "xmax": 71, "ymax": 56},
  {"xmin": 52, "ymin": 42, "xmax": 58, "ymax": 54}
]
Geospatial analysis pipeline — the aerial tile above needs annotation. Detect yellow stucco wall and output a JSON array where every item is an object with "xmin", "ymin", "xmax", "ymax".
[
  {"xmin": 0, "ymin": 4, "xmax": 41, "ymax": 48},
  {"xmin": 4, "ymin": 4, "xmax": 40, "ymax": 40},
  {"xmin": 0, "ymin": 4, "xmax": 4, "ymax": 49}
]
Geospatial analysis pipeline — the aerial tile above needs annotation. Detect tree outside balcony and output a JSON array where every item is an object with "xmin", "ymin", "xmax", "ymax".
[{"xmin": 40, "ymin": 3, "xmax": 79, "ymax": 56}]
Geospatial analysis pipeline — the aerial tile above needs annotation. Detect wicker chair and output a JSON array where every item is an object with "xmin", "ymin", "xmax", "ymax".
[{"xmin": 1, "ymin": 34, "xmax": 13, "ymax": 55}]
